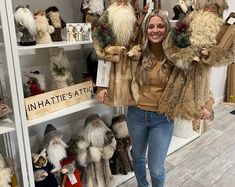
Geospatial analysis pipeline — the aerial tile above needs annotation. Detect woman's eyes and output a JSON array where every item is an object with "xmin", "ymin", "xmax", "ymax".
[{"xmin": 147, "ymin": 24, "xmax": 165, "ymax": 29}]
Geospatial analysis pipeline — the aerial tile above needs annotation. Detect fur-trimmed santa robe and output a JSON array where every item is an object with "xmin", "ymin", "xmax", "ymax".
[
  {"xmin": 76, "ymin": 114, "xmax": 116, "ymax": 187},
  {"xmin": 93, "ymin": 1, "xmax": 141, "ymax": 106},
  {"xmin": 158, "ymin": 9, "xmax": 235, "ymax": 120}
]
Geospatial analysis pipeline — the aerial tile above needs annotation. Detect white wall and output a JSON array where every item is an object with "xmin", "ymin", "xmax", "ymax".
[{"xmin": 210, "ymin": 0, "xmax": 235, "ymax": 103}]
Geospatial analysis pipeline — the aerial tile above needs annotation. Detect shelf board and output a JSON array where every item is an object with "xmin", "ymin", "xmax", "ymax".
[
  {"xmin": 27, "ymin": 99, "xmax": 98, "ymax": 127},
  {"xmin": 167, "ymin": 131, "xmax": 200, "ymax": 155},
  {"xmin": 18, "ymin": 40, "xmax": 93, "ymax": 55},
  {"xmin": 0, "ymin": 118, "xmax": 16, "ymax": 134}
]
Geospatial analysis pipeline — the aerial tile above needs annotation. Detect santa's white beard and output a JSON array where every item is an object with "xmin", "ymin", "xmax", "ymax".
[
  {"xmin": 108, "ymin": 2, "xmax": 136, "ymax": 46},
  {"xmin": 47, "ymin": 139, "xmax": 67, "ymax": 170},
  {"xmin": 85, "ymin": 121, "xmax": 108, "ymax": 148},
  {"xmin": 35, "ymin": 16, "xmax": 50, "ymax": 33},
  {"xmin": 14, "ymin": 8, "xmax": 36, "ymax": 35},
  {"xmin": 189, "ymin": 11, "xmax": 224, "ymax": 45},
  {"xmin": 89, "ymin": 0, "xmax": 104, "ymax": 15},
  {"xmin": 113, "ymin": 121, "xmax": 129, "ymax": 139},
  {"xmin": 48, "ymin": 12, "xmax": 61, "ymax": 28}
]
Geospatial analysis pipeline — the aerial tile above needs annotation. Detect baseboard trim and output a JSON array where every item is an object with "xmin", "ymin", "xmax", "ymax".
[{"xmin": 214, "ymin": 96, "xmax": 225, "ymax": 105}]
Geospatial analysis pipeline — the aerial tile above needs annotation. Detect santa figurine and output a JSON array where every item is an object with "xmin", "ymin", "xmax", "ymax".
[
  {"xmin": 109, "ymin": 115, "xmax": 133, "ymax": 175},
  {"xmin": 34, "ymin": 10, "xmax": 55, "ymax": 44},
  {"xmin": 60, "ymin": 157, "xmax": 83, "ymax": 187},
  {"xmin": 43, "ymin": 124, "xmax": 68, "ymax": 174},
  {"xmin": 0, "ymin": 153, "xmax": 12, "ymax": 187},
  {"xmin": 158, "ymin": 0, "xmax": 235, "ymax": 124},
  {"xmin": 93, "ymin": 0, "xmax": 142, "ymax": 106},
  {"xmin": 48, "ymin": 47, "xmax": 74, "ymax": 90},
  {"xmin": 81, "ymin": 0, "xmax": 105, "ymax": 23},
  {"xmin": 45, "ymin": 6, "xmax": 66, "ymax": 41},
  {"xmin": 14, "ymin": 5, "xmax": 36, "ymax": 46},
  {"xmin": 76, "ymin": 114, "xmax": 116, "ymax": 187},
  {"xmin": 32, "ymin": 148, "xmax": 58, "ymax": 187}
]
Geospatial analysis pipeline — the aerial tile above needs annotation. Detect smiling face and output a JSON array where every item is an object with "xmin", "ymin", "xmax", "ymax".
[{"xmin": 146, "ymin": 16, "xmax": 167, "ymax": 44}]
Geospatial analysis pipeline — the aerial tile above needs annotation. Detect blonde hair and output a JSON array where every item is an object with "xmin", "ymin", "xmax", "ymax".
[
  {"xmin": 142, "ymin": 10, "xmax": 170, "ymax": 53},
  {"xmin": 136, "ymin": 10, "xmax": 171, "ymax": 85}
]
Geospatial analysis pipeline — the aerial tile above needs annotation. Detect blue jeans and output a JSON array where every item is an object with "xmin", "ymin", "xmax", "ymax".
[{"xmin": 127, "ymin": 106, "xmax": 174, "ymax": 187}]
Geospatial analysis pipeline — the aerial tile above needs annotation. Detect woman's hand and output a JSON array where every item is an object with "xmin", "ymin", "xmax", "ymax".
[
  {"xmin": 96, "ymin": 89, "xmax": 107, "ymax": 103},
  {"xmin": 200, "ymin": 107, "xmax": 211, "ymax": 120}
]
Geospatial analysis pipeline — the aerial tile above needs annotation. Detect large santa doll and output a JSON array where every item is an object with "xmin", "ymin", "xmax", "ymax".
[
  {"xmin": 93, "ymin": 0, "xmax": 142, "ymax": 106},
  {"xmin": 158, "ymin": 0, "xmax": 235, "ymax": 123},
  {"xmin": 76, "ymin": 114, "xmax": 116, "ymax": 187}
]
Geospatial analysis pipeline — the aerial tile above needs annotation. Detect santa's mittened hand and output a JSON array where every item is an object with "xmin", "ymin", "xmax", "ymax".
[
  {"xmin": 96, "ymin": 89, "xmax": 107, "ymax": 103},
  {"xmin": 201, "ymin": 47, "xmax": 209, "ymax": 56},
  {"xmin": 127, "ymin": 45, "xmax": 141, "ymax": 59},
  {"xmin": 193, "ymin": 56, "xmax": 200, "ymax": 62},
  {"xmin": 61, "ymin": 168, "xmax": 69, "ymax": 174}
]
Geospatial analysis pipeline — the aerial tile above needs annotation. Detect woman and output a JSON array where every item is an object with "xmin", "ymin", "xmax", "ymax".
[{"xmin": 126, "ymin": 10, "xmax": 174, "ymax": 187}]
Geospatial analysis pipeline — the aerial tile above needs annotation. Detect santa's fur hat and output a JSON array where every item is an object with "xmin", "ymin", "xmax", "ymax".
[
  {"xmin": 194, "ymin": 0, "xmax": 228, "ymax": 16},
  {"xmin": 45, "ymin": 6, "xmax": 59, "ymax": 14},
  {"xmin": 43, "ymin": 124, "xmax": 62, "ymax": 146}
]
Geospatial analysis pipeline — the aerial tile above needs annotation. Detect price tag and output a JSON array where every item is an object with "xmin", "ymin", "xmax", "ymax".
[
  {"xmin": 68, "ymin": 173, "xmax": 78, "ymax": 185},
  {"xmin": 96, "ymin": 60, "xmax": 112, "ymax": 87}
]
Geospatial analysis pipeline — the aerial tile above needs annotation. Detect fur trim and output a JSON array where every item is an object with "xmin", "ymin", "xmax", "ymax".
[
  {"xmin": 77, "ymin": 151, "xmax": 88, "ymax": 167},
  {"xmin": 89, "ymin": 146, "xmax": 102, "ymax": 162},
  {"xmin": 0, "ymin": 154, "xmax": 6, "ymax": 169},
  {"xmin": 102, "ymin": 138, "xmax": 116, "ymax": 160},
  {"xmin": 0, "ymin": 168, "xmax": 12, "ymax": 187}
]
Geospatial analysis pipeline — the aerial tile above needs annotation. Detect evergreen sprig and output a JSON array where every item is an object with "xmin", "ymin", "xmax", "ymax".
[
  {"xmin": 93, "ymin": 12, "xmax": 114, "ymax": 49},
  {"xmin": 52, "ymin": 63, "xmax": 65, "ymax": 76},
  {"xmin": 171, "ymin": 19, "xmax": 191, "ymax": 48}
]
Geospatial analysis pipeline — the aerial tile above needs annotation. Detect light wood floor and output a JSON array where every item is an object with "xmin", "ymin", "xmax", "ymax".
[{"xmin": 118, "ymin": 104, "xmax": 235, "ymax": 187}]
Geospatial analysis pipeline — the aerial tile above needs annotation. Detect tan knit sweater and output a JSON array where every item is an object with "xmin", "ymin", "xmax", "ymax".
[{"xmin": 137, "ymin": 43, "xmax": 173, "ymax": 111}]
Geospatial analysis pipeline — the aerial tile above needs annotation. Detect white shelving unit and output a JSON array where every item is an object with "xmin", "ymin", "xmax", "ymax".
[
  {"xmin": 2, "ymin": 0, "xmax": 109, "ymax": 187},
  {"xmin": 0, "ymin": 0, "xmax": 30, "ymax": 186},
  {"xmin": 0, "ymin": 118, "xmax": 16, "ymax": 134}
]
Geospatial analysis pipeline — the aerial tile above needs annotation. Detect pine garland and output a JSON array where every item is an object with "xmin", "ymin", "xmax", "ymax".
[
  {"xmin": 52, "ymin": 63, "xmax": 65, "ymax": 76},
  {"xmin": 171, "ymin": 18, "xmax": 191, "ymax": 48},
  {"xmin": 93, "ymin": 12, "xmax": 114, "ymax": 49}
]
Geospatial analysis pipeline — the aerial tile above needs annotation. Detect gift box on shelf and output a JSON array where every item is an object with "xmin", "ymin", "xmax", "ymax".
[{"xmin": 24, "ymin": 81, "xmax": 93, "ymax": 120}]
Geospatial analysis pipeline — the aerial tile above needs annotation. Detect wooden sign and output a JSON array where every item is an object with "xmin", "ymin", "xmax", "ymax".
[{"xmin": 25, "ymin": 81, "xmax": 93, "ymax": 120}]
